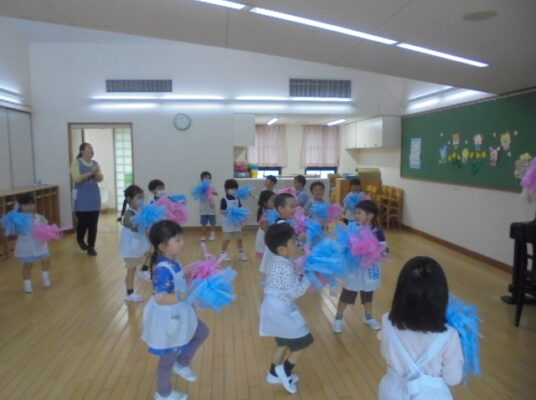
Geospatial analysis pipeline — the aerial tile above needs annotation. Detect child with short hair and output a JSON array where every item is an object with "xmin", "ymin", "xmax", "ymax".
[
  {"xmin": 260, "ymin": 223, "xmax": 313, "ymax": 394},
  {"xmin": 333, "ymin": 200, "xmax": 386, "ymax": 332},
  {"xmin": 255, "ymin": 190, "xmax": 276, "ymax": 259},
  {"xmin": 13, "ymin": 193, "xmax": 52, "ymax": 293},
  {"xmin": 378, "ymin": 256, "xmax": 464, "ymax": 400},
  {"xmin": 220, "ymin": 178, "xmax": 247, "ymax": 262},
  {"xmin": 199, "ymin": 171, "xmax": 218, "ymax": 241},
  {"xmin": 264, "ymin": 175, "xmax": 278, "ymax": 191},
  {"xmin": 142, "ymin": 220, "xmax": 209, "ymax": 400},
  {"xmin": 293, "ymin": 175, "xmax": 309, "ymax": 207},
  {"xmin": 342, "ymin": 178, "xmax": 363, "ymax": 225},
  {"xmin": 303, "ymin": 181, "xmax": 326, "ymax": 217},
  {"xmin": 120, "ymin": 184, "xmax": 151, "ymax": 302}
]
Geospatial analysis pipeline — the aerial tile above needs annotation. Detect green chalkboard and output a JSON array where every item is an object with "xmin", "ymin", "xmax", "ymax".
[{"xmin": 401, "ymin": 91, "xmax": 536, "ymax": 191}]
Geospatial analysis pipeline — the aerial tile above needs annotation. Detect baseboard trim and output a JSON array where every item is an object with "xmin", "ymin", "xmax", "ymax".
[{"xmin": 402, "ymin": 224, "xmax": 511, "ymax": 273}]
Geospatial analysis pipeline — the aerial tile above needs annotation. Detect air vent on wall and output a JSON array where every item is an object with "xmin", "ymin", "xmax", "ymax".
[
  {"xmin": 106, "ymin": 79, "xmax": 172, "ymax": 93},
  {"xmin": 289, "ymin": 79, "xmax": 351, "ymax": 98}
]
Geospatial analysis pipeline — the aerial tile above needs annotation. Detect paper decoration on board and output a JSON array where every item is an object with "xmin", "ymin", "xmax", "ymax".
[
  {"xmin": 489, "ymin": 147, "xmax": 501, "ymax": 166},
  {"xmin": 471, "ymin": 160, "xmax": 484, "ymax": 175},
  {"xmin": 514, "ymin": 153, "xmax": 533, "ymax": 180},
  {"xmin": 452, "ymin": 133, "xmax": 461, "ymax": 149},
  {"xmin": 462, "ymin": 148, "xmax": 470, "ymax": 163},
  {"xmin": 448, "ymin": 152, "xmax": 462, "ymax": 168},
  {"xmin": 500, "ymin": 132, "xmax": 511, "ymax": 151},
  {"xmin": 473, "ymin": 134, "xmax": 483, "ymax": 151},
  {"xmin": 409, "ymin": 138, "xmax": 422, "ymax": 169},
  {"xmin": 439, "ymin": 145, "xmax": 448, "ymax": 164}
]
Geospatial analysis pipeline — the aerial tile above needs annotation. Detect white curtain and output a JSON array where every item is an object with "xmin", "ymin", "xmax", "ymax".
[
  {"xmin": 247, "ymin": 125, "xmax": 288, "ymax": 167},
  {"xmin": 300, "ymin": 125, "xmax": 340, "ymax": 167}
]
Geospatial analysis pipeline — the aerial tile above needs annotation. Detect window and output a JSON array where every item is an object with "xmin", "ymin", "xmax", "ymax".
[
  {"xmin": 305, "ymin": 167, "xmax": 337, "ymax": 179},
  {"xmin": 247, "ymin": 125, "xmax": 288, "ymax": 167},
  {"xmin": 114, "ymin": 128, "xmax": 134, "ymax": 210},
  {"xmin": 300, "ymin": 125, "xmax": 340, "ymax": 168},
  {"xmin": 257, "ymin": 167, "xmax": 282, "ymax": 178}
]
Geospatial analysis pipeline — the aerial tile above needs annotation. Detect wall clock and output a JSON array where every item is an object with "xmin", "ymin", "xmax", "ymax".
[{"xmin": 174, "ymin": 113, "xmax": 191, "ymax": 130}]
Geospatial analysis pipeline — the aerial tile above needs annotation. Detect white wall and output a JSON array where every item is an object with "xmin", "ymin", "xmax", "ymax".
[{"xmin": 339, "ymin": 145, "xmax": 535, "ymax": 265}]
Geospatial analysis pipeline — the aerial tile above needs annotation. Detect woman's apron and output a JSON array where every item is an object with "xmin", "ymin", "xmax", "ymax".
[{"xmin": 74, "ymin": 159, "xmax": 101, "ymax": 212}]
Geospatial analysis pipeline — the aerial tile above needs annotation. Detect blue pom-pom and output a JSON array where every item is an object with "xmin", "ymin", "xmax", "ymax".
[
  {"xmin": 0, "ymin": 211, "xmax": 32, "ymax": 236},
  {"xmin": 169, "ymin": 194, "xmax": 187, "ymax": 204},
  {"xmin": 266, "ymin": 209, "xmax": 280, "ymax": 225},
  {"xmin": 310, "ymin": 202, "xmax": 329, "ymax": 221},
  {"xmin": 306, "ymin": 219, "xmax": 325, "ymax": 248},
  {"xmin": 225, "ymin": 206, "xmax": 250, "ymax": 227},
  {"xmin": 187, "ymin": 267, "xmax": 238, "ymax": 312},
  {"xmin": 237, "ymin": 186, "xmax": 253, "ymax": 200},
  {"xmin": 304, "ymin": 238, "xmax": 345, "ymax": 290},
  {"xmin": 191, "ymin": 180, "xmax": 211, "ymax": 201},
  {"xmin": 345, "ymin": 193, "xmax": 366, "ymax": 210},
  {"xmin": 447, "ymin": 294, "xmax": 482, "ymax": 382},
  {"xmin": 131, "ymin": 203, "xmax": 167, "ymax": 231}
]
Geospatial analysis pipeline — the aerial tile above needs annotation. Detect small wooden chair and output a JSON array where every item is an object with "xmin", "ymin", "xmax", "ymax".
[{"xmin": 385, "ymin": 188, "xmax": 404, "ymax": 229}]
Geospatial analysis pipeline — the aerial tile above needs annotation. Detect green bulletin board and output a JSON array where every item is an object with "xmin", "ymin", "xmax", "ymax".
[{"xmin": 401, "ymin": 90, "xmax": 536, "ymax": 191}]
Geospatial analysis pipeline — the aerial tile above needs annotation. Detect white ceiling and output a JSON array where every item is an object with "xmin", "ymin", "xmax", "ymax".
[{"xmin": 1, "ymin": 0, "xmax": 535, "ymax": 94}]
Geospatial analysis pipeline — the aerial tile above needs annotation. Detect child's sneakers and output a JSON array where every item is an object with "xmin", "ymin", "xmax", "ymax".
[
  {"xmin": 239, "ymin": 251, "xmax": 247, "ymax": 262},
  {"xmin": 223, "ymin": 253, "xmax": 231, "ymax": 262},
  {"xmin": 138, "ymin": 269, "xmax": 152, "ymax": 282},
  {"xmin": 42, "ymin": 272, "xmax": 52, "ymax": 287},
  {"xmin": 274, "ymin": 364, "xmax": 297, "ymax": 394},
  {"xmin": 200, "ymin": 236, "xmax": 206, "ymax": 242},
  {"xmin": 125, "ymin": 292, "xmax": 144, "ymax": 302},
  {"xmin": 266, "ymin": 371, "xmax": 299, "ymax": 384},
  {"xmin": 332, "ymin": 318, "xmax": 343, "ymax": 333},
  {"xmin": 23, "ymin": 280, "xmax": 33, "ymax": 293},
  {"xmin": 153, "ymin": 390, "xmax": 188, "ymax": 400},
  {"xmin": 208, "ymin": 231, "xmax": 216, "ymax": 241},
  {"xmin": 363, "ymin": 316, "xmax": 381, "ymax": 330},
  {"xmin": 173, "ymin": 362, "xmax": 198, "ymax": 382}
]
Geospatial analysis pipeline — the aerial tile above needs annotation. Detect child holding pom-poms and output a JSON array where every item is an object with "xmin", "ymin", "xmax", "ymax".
[
  {"xmin": 142, "ymin": 220, "xmax": 209, "ymax": 400},
  {"xmin": 378, "ymin": 257, "xmax": 465, "ymax": 400},
  {"xmin": 1, "ymin": 194, "xmax": 53, "ymax": 293},
  {"xmin": 342, "ymin": 178, "xmax": 369, "ymax": 225},
  {"xmin": 333, "ymin": 200, "xmax": 387, "ymax": 332},
  {"xmin": 220, "ymin": 179, "xmax": 249, "ymax": 262},
  {"xmin": 194, "ymin": 171, "xmax": 218, "ymax": 242},
  {"xmin": 255, "ymin": 190, "xmax": 276, "ymax": 259}
]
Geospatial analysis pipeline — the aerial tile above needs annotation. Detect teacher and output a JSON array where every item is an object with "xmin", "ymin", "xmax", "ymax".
[{"xmin": 71, "ymin": 142, "xmax": 103, "ymax": 256}]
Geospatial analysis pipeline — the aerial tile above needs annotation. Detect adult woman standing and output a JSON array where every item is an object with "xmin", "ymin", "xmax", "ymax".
[{"xmin": 71, "ymin": 143, "xmax": 103, "ymax": 256}]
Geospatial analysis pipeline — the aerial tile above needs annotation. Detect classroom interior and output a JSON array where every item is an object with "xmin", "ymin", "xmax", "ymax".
[{"xmin": 0, "ymin": 1, "xmax": 535, "ymax": 399}]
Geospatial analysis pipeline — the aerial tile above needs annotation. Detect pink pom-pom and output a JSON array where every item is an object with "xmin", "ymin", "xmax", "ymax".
[
  {"xmin": 31, "ymin": 222, "xmax": 62, "ymax": 244},
  {"xmin": 278, "ymin": 187, "xmax": 296, "ymax": 197},
  {"xmin": 186, "ymin": 243, "xmax": 227, "ymax": 285},
  {"xmin": 157, "ymin": 197, "xmax": 189, "ymax": 224},
  {"xmin": 206, "ymin": 186, "xmax": 215, "ymax": 202},
  {"xmin": 522, "ymin": 158, "xmax": 536, "ymax": 196},
  {"xmin": 328, "ymin": 203, "xmax": 343, "ymax": 222},
  {"xmin": 292, "ymin": 207, "xmax": 308, "ymax": 234},
  {"xmin": 349, "ymin": 226, "xmax": 387, "ymax": 268}
]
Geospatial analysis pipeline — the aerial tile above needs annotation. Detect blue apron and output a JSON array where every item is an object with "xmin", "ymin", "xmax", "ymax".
[{"xmin": 74, "ymin": 159, "xmax": 101, "ymax": 212}]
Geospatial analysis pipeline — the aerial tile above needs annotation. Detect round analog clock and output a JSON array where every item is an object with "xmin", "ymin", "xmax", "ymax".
[{"xmin": 174, "ymin": 113, "xmax": 191, "ymax": 130}]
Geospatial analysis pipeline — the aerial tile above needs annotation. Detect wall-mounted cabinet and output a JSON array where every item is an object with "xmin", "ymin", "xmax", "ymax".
[{"xmin": 343, "ymin": 116, "xmax": 401, "ymax": 149}]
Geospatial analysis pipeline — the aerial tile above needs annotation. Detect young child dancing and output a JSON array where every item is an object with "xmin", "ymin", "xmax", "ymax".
[
  {"xmin": 255, "ymin": 190, "xmax": 276, "ymax": 260},
  {"xmin": 333, "ymin": 200, "xmax": 386, "ymax": 332},
  {"xmin": 142, "ymin": 220, "xmax": 209, "ymax": 400},
  {"xmin": 378, "ymin": 256, "xmax": 464, "ymax": 400},
  {"xmin": 199, "ymin": 171, "xmax": 218, "ymax": 241},
  {"xmin": 220, "ymin": 179, "xmax": 247, "ymax": 262},
  {"xmin": 260, "ymin": 223, "xmax": 313, "ymax": 394}
]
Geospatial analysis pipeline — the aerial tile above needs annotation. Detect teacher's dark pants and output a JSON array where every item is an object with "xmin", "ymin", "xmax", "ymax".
[{"xmin": 76, "ymin": 211, "xmax": 100, "ymax": 248}]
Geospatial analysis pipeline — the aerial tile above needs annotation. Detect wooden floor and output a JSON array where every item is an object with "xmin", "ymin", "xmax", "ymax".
[{"xmin": 0, "ymin": 214, "xmax": 535, "ymax": 400}]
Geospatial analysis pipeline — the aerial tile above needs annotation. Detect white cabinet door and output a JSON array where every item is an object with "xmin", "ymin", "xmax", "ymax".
[{"xmin": 343, "ymin": 123, "xmax": 357, "ymax": 149}]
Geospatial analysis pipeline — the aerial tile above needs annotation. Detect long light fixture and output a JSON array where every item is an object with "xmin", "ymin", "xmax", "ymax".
[
  {"xmin": 266, "ymin": 117, "xmax": 278, "ymax": 125},
  {"xmin": 327, "ymin": 118, "xmax": 346, "ymax": 126},
  {"xmin": 408, "ymin": 98, "xmax": 440, "ymax": 110},
  {"xmin": 93, "ymin": 94, "xmax": 225, "ymax": 100},
  {"xmin": 192, "ymin": 0, "xmax": 245, "ymax": 10},
  {"xmin": 235, "ymin": 96, "xmax": 289, "ymax": 101},
  {"xmin": 0, "ymin": 88, "xmax": 23, "ymax": 104},
  {"xmin": 250, "ymin": 7, "xmax": 396, "ymax": 45},
  {"xmin": 397, "ymin": 43, "xmax": 488, "ymax": 68},
  {"xmin": 290, "ymin": 97, "xmax": 352, "ymax": 102}
]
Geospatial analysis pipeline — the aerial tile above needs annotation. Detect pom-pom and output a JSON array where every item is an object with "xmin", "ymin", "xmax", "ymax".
[
  {"xmin": 310, "ymin": 202, "xmax": 329, "ymax": 222},
  {"xmin": 156, "ymin": 197, "xmax": 189, "ymax": 224},
  {"xmin": 131, "ymin": 203, "xmax": 167, "ymax": 231},
  {"xmin": 31, "ymin": 222, "xmax": 62, "ymax": 243},
  {"xmin": 278, "ymin": 187, "xmax": 296, "ymax": 197},
  {"xmin": 168, "ymin": 194, "xmax": 187, "ymax": 204},
  {"xmin": 186, "ymin": 243, "xmax": 227, "ymax": 285},
  {"xmin": 0, "ymin": 211, "xmax": 32, "ymax": 236},
  {"xmin": 191, "ymin": 180, "xmax": 214, "ymax": 202},
  {"xmin": 266, "ymin": 209, "xmax": 280, "ymax": 225},
  {"xmin": 521, "ymin": 157, "xmax": 536, "ymax": 196},
  {"xmin": 328, "ymin": 203, "xmax": 343, "ymax": 222},
  {"xmin": 289, "ymin": 207, "xmax": 308, "ymax": 235},
  {"xmin": 349, "ymin": 225, "xmax": 387, "ymax": 269},
  {"xmin": 344, "ymin": 192, "xmax": 370, "ymax": 210},
  {"xmin": 187, "ymin": 267, "xmax": 238, "ymax": 312},
  {"xmin": 237, "ymin": 186, "xmax": 253, "ymax": 200},
  {"xmin": 306, "ymin": 219, "xmax": 325, "ymax": 248},
  {"xmin": 303, "ymin": 238, "xmax": 345, "ymax": 290},
  {"xmin": 447, "ymin": 294, "xmax": 482, "ymax": 382},
  {"xmin": 224, "ymin": 206, "xmax": 250, "ymax": 227}
]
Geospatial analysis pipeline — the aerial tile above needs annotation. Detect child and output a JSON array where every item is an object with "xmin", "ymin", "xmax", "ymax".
[
  {"xmin": 342, "ymin": 178, "xmax": 363, "ymax": 225},
  {"xmin": 293, "ymin": 175, "xmax": 309, "ymax": 208},
  {"xmin": 378, "ymin": 256, "xmax": 464, "ymax": 400},
  {"xmin": 14, "ymin": 194, "xmax": 52, "ymax": 293},
  {"xmin": 264, "ymin": 175, "xmax": 278, "ymax": 191},
  {"xmin": 120, "ymin": 184, "xmax": 151, "ymax": 302},
  {"xmin": 199, "ymin": 171, "xmax": 218, "ymax": 241},
  {"xmin": 220, "ymin": 178, "xmax": 247, "ymax": 262},
  {"xmin": 148, "ymin": 179, "xmax": 166, "ymax": 203},
  {"xmin": 142, "ymin": 220, "xmax": 209, "ymax": 400},
  {"xmin": 255, "ymin": 190, "xmax": 276, "ymax": 259},
  {"xmin": 303, "ymin": 181, "xmax": 326, "ymax": 217},
  {"xmin": 260, "ymin": 223, "xmax": 313, "ymax": 394},
  {"xmin": 333, "ymin": 200, "xmax": 386, "ymax": 332}
]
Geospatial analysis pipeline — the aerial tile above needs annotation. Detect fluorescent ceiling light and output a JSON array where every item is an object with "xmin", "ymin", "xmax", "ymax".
[
  {"xmin": 397, "ymin": 43, "xmax": 489, "ymax": 68},
  {"xmin": 161, "ymin": 94, "xmax": 225, "ymax": 100},
  {"xmin": 444, "ymin": 90, "xmax": 481, "ymax": 101},
  {"xmin": 327, "ymin": 118, "xmax": 346, "ymax": 126},
  {"xmin": 266, "ymin": 117, "xmax": 278, "ymax": 125},
  {"xmin": 250, "ymin": 7, "xmax": 396, "ymax": 45},
  {"xmin": 408, "ymin": 98, "xmax": 439, "ymax": 110},
  {"xmin": 94, "ymin": 103, "xmax": 158, "ymax": 110},
  {"xmin": 192, "ymin": 0, "xmax": 245, "ymax": 10},
  {"xmin": 0, "ymin": 87, "xmax": 22, "ymax": 104},
  {"xmin": 235, "ymin": 96, "xmax": 289, "ymax": 101},
  {"xmin": 290, "ymin": 97, "xmax": 352, "ymax": 102}
]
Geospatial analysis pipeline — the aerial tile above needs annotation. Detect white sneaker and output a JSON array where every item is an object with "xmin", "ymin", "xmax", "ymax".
[
  {"xmin": 125, "ymin": 292, "xmax": 144, "ymax": 302},
  {"xmin": 274, "ymin": 364, "xmax": 297, "ymax": 394},
  {"xmin": 363, "ymin": 316, "xmax": 381, "ymax": 330},
  {"xmin": 223, "ymin": 253, "xmax": 231, "ymax": 262},
  {"xmin": 332, "ymin": 318, "xmax": 343, "ymax": 333},
  {"xmin": 42, "ymin": 273, "xmax": 52, "ymax": 287},
  {"xmin": 266, "ymin": 372, "xmax": 299, "ymax": 384},
  {"xmin": 24, "ymin": 280, "xmax": 33, "ymax": 293},
  {"xmin": 200, "ymin": 236, "xmax": 207, "ymax": 242},
  {"xmin": 137, "ymin": 269, "xmax": 151, "ymax": 282},
  {"xmin": 154, "ymin": 390, "xmax": 188, "ymax": 400},
  {"xmin": 173, "ymin": 362, "xmax": 197, "ymax": 382},
  {"xmin": 239, "ymin": 252, "xmax": 247, "ymax": 261},
  {"xmin": 208, "ymin": 231, "xmax": 216, "ymax": 241}
]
